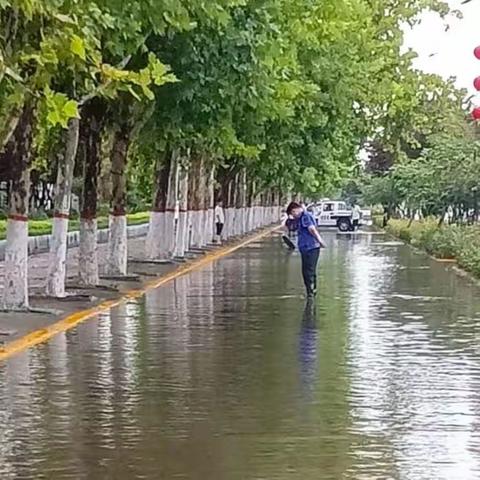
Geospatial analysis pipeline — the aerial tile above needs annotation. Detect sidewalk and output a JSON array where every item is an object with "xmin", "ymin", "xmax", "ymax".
[{"xmin": 0, "ymin": 235, "xmax": 177, "ymax": 343}]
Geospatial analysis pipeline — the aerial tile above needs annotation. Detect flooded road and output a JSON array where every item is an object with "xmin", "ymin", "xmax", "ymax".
[{"xmin": 1, "ymin": 231, "xmax": 480, "ymax": 480}]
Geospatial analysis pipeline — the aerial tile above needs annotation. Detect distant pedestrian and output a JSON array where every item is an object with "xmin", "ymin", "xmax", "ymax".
[
  {"xmin": 352, "ymin": 204, "xmax": 361, "ymax": 230},
  {"xmin": 214, "ymin": 200, "xmax": 225, "ymax": 244},
  {"xmin": 287, "ymin": 201, "xmax": 326, "ymax": 298}
]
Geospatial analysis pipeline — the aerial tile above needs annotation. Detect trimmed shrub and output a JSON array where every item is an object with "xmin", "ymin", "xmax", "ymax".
[
  {"xmin": 0, "ymin": 212, "xmax": 151, "ymax": 241},
  {"xmin": 381, "ymin": 218, "xmax": 480, "ymax": 278}
]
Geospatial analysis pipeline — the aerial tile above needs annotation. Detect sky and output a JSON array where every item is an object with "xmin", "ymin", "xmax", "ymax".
[{"xmin": 403, "ymin": 0, "xmax": 480, "ymax": 104}]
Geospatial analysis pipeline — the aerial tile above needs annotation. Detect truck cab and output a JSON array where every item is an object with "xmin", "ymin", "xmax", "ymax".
[{"xmin": 307, "ymin": 200, "xmax": 355, "ymax": 231}]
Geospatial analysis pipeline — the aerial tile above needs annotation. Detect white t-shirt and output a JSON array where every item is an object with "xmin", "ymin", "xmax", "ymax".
[
  {"xmin": 352, "ymin": 205, "xmax": 361, "ymax": 220},
  {"xmin": 215, "ymin": 205, "xmax": 225, "ymax": 224}
]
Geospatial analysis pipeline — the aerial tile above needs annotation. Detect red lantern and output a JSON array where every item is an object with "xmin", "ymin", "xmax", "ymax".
[
  {"xmin": 474, "ymin": 77, "xmax": 480, "ymax": 91},
  {"xmin": 475, "ymin": 46, "xmax": 480, "ymax": 59},
  {"xmin": 472, "ymin": 108, "xmax": 480, "ymax": 120}
]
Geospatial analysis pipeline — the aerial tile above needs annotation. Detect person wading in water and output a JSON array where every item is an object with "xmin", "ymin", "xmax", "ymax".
[{"xmin": 287, "ymin": 201, "xmax": 326, "ymax": 298}]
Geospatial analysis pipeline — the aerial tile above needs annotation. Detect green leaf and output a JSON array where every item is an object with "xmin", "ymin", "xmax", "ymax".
[
  {"xmin": 54, "ymin": 13, "xmax": 76, "ymax": 25},
  {"xmin": 70, "ymin": 35, "xmax": 86, "ymax": 60},
  {"xmin": 141, "ymin": 85, "xmax": 155, "ymax": 101},
  {"xmin": 4, "ymin": 67, "xmax": 23, "ymax": 83},
  {"xmin": 63, "ymin": 100, "xmax": 80, "ymax": 120}
]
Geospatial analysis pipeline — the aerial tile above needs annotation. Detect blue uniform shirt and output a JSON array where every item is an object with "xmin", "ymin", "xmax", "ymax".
[{"xmin": 297, "ymin": 211, "xmax": 320, "ymax": 252}]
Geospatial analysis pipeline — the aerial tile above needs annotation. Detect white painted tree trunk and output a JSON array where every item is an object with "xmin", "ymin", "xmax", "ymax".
[
  {"xmin": 242, "ymin": 207, "xmax": 249, "ymax": 233},
  {"xmin": 230, "ymin": 208, "xmax": 236, "ymax": 237},
  {"xmin": 257, "ymin": 206, "xmax": 262, "ymax": 228},
  {"xmin": 235, "ymin": 208, "xmax": 243, "ymax": 236},
  {"xmin": 2, "ymin": 219, "xmax": 29, "ymax": 310},
  {"xmin": 2, "ymin": 103, "xmax": 35, "ymax": 310},
  {"xmin": 226, "ymin": 208, "xmax": 235, "ymax": 238},
  {"xmin": 77, "ymin": 99, "xmax": 105, "ymax": 288},
  {"xmin": 249, "ymin": 206, "xmax": 255, "ymax": 231},
  {"xmin": 165, "ymin": 154, "xmax": 179, "ymax": 258},
  {"xmin": 232, "ymin": 208, "xmax": 239, "ymax": 236},
  {"xmin": 245, "ymin": 207, "xmax": 251, "ymax": 233},
  {"xmin": 106, "ymin": 214, "xmax": 127, "ymax": 275},
  {"xmin": 46, "ymin": 216, "xmax": 70, "ymax": 296},
  {"xmin": 186, "ymin": 211, "xmax": 193, "ymax": 249},
  {"xmin": 164, "ymin": 211, "xmax": 176, "ymax": 258},
  {"xmin": 190, "ymin": 210, "xmax": 203, "ymax": 248},
  {"xmin": 146, "ymin": 211, "xmax": 165, "ymax": 259},
  {"xmin": 206, "ymin": 167, "xmax": 215, "ymax": 244},
  {"xmin": 203, "ymin": 209, "xmax": 210, "ymax": 245},
  {"xmin": 105, "ymin": 123, "xmax": 131, "ymax": 277},
  {"xmin": 207, "ymin": 208, "xmax": 215, "ymax": 244},
  {"xmin": 175, "ymin": 210, "xmax": 188, "ymax": 257},
  {"xmin": 46, "ymin": 118, "xmax": 79, "ymax": 297},
  {"xmin": 79, "ymin": 218, "xmax": 99, "ymax": 286},
  {"xmin": 232, "ymin": 208, "xmax": 238, "ymax": 237},
  {"xmin": 198, "ymin": 209, "xmax": 206, "ymax": 246},
  {"xmin": 175, "ymin": 164, "xmax": 189, "ymax": 258},
  {"xmin": 237, "ymin": 208, "xmax": 244, "ymax": 235}
]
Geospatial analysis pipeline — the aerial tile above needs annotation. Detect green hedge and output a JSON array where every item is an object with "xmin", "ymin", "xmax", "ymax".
[
  {"xmin": 383, "ymin": 218, "xmax": 480, "ymax": 278},
  {"xmin": 0, "ymin": 212, "xmax": 151, "ymax": 241}
]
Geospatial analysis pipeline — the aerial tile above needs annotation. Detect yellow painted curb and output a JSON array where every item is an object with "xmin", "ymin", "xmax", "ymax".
[{"xmin": 0, "ymin": 227, "xmax": 277, "ymax": 362}]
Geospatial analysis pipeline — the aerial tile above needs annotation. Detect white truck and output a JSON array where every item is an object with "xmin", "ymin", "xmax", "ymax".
[{"xmin": 306, "ymin": 200, "xmax": 372, "ymax": 232}]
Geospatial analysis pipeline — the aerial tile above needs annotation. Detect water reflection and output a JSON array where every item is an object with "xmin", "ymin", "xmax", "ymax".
[
  {"xmin": 299, "ymin": 300, "xmax": 317, "ymax": 401},
  {"xmin": 0, "ymin": 233, "xmax": 479, "ymax": 479}
]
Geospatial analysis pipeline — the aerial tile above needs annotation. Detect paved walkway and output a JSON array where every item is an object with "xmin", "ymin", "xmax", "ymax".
[{"xmin": 0, "ymin": 236, "xmax": 177, "ymax": 342}]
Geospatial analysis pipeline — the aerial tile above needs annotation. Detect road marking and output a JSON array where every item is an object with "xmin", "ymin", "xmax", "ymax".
[{"xmin": 0, "ymin": 227, "xmax": 277, "ymax": 362}]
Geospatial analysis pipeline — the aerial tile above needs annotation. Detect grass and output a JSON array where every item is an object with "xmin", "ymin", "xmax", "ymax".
[
  {"xmin": 376, "ymin": 217, "xmax": 480, "ymax": 278},
  {"xmin": 0, "ymin": 212, "xmax": 150, "ymax": 241}
]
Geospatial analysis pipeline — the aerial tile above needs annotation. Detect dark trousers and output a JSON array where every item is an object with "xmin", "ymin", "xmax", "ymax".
[
  {"xmin": 216, "ymin": 223, "xmax": 224, "ymax": 236},
  {"xmin": 300, "ymin": 248, "xmax": 320, "ymax": 294}
]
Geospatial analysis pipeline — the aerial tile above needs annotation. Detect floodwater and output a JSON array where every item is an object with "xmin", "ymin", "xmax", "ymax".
[{"xmin": 1, "ymin": 232, "xmax": 480, "ymax": 480}]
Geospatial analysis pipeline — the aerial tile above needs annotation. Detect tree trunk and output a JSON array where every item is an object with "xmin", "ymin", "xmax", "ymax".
[
  {"xmin": 78, "ymin": 99, "xmax": 106, "ymax": 286},
  {"xmin": 207, "ymin": 166, "xmax": 215, "ymax": 244},
  {"xmin": 238, "ymin": 169, "xmax": 247, "ymax": 234},
  {"xmin": 200, "ymin": 162, "xmax": 214, "ymax": 246},
  {"xmin": 217, "ymin": 166, "xmax": 230, "ymax": 239},
  {"xmin": 46, "ymin": 118, "xmax": 80, "ymax": 297},
  {"xmin": 189, "ymin": 155, "xmax": 205, "ymax": 248},
  {"xmin": 146, "ymin": 151, "xmax": 170, "ymax": 259},
  {"xmin": 186, "ymin": 157, "xmax": 196, "ymax": 249},
  {"xmin": 99, "ymin": 129, "xmax": 114, "ymax": 204},
  {"xmin": 0, "ymin": 103, "xmax": 23, "ymax": 150},
  {"xmin": 174, "ymin": 159, "xmax": 189, "ymax": 258},
  {"xmin": 227, "ymin": 174, "xmax": 237, "ymax": 237},
  {"xmin": 1, "ymin": 102, "xmax": 36, "ymax": 310},
  {"xmin": 106, "ymin": 125, "xmax": 131, "ymax": 275},
  {"xmin": 261, "ymin": 192, "xmax": 267, "ymax": 226},
  {"xmin": 246, "ymin": 180, "xmax": 254, "ymax": 232},
  {"xmin": 165, "ymin": 150, "xmax": 179, "ymax": 258}
]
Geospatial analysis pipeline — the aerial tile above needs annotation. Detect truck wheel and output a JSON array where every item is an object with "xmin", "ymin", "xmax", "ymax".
[{"xmin": 337, "ymin": 218, "xmax": 351, "ymax": 232}]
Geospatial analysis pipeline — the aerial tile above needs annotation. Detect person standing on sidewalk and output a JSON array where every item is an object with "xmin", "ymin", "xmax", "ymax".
[
  {"xmin": 287, "ymin": 201, "xmax": 326, "ymax": 298},
  {"xmin": 214, "ymin": 200, "xmax": 225, "ymax": 244},
  {"xmin": 351, "ymin": 203, "xmax": 361, "ymax": 231}
]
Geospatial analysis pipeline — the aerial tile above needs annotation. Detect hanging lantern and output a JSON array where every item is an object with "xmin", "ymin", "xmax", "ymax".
[{"xmin": 472, "ymin": 108, "xmax": 480, "ymax": 120}]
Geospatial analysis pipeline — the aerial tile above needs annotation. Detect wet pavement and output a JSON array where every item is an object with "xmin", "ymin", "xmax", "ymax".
[{"xmin": 1, "ymin": 231, "xmax": 480, "ymax": 479}]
